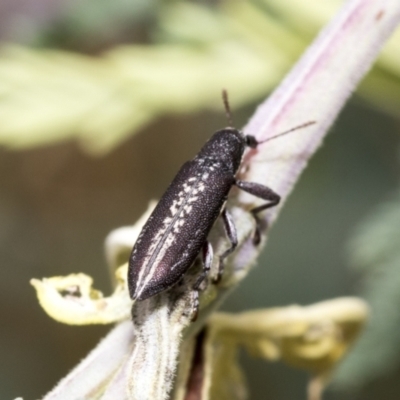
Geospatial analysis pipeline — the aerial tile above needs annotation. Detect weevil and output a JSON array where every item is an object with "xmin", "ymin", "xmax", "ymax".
[{"xmin": 128, "ymin": 91, "xmax": 314, "ymax": 308}]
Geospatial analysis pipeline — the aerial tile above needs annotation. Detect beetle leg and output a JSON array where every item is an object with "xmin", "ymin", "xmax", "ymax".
[
  {"xmin": 193, "ymin": 241, "xmax": 213, "ymax": 291},
  {"xmin": 190, "ymin": 241, "xmax": 213, "ymax": 321},
  {"xmin": 235, "ymin": 180, "xmax": 280, "ymax": 245},
  {"xmin": 214, "ymin": 208, "xmax": 238, "ymax": 283}
]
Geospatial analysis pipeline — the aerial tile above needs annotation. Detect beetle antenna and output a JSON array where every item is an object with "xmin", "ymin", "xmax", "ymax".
[
  {"xmin": 222, "ymin": 89, "xmax": 234, "ymax": 127},
  {"xmin": 257, "ymin": 121, "xmax": 316, "ymax": 144}
]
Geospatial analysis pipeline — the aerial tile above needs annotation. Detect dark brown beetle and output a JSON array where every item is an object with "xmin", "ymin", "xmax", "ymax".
[{"xmin": 128, "ymin": 91, "xmax": 314, "ymax": 304}]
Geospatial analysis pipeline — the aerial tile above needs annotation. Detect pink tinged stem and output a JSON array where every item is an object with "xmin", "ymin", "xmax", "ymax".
[{"xmin": 242, "ymin": 0, "xmax": 400, "ymax": 212}]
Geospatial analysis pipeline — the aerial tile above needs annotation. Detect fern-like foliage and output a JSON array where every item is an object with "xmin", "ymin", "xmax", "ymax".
[
  {"xmin": 0, "ymin": 1, "xmax": 399, "ymax": 154},
  {"xmin": 335, "ymin": 193, "xmax": 400, "ymax": 388}
]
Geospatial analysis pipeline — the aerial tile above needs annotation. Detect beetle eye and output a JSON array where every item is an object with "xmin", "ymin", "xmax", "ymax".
[{"xmin": 246, "ymin": 135, "xmax": 258, "ymax": 148}]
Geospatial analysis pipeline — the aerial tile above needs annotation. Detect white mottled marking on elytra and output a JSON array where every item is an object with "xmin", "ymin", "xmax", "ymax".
[
  {"xmin": 178, "ymin": 218, "xmax": 185, "ymax": 227},
  {"xmin": 163, "ymin": 217, "xmax": 173, "ymax": 225},
  {"xmin": 135, "ymin": 230, "xmax": 177, "ymax": 298},
  {"xmin": 184, "ymin": 205, "xmax": 192, "ymax": 214},
  {"xmin": 170, "ymin": 195, "xmax": 185, "ymax": 215},
  {"xmin": 169, "ymin": 205, "xmax": 177, "ymax": 215},
  {"xmin": 134, "ymin": 161, "xmax": 218, "ymax": 298}
]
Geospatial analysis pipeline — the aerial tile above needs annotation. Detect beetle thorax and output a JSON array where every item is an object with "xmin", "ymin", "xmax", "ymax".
[{"xmin": 195, "ymin": 128, "xmax": 246, "ymax": 174}]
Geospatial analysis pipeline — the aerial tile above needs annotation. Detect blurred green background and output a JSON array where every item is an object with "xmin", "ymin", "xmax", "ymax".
[{"xmin": 1, "ymin": 1, "xmax": 400, "ymax": 399}]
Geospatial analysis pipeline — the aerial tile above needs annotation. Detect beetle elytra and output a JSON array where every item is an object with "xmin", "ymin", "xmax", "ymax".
[{"xmin": 128, "ymin": 91, "xmax": 314, "ymax": 308}]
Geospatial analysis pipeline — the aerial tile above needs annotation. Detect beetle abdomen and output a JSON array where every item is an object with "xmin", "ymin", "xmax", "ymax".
[{"xmin": 128, "ymin": 158, "xmax": 234, "ymax": 300}]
